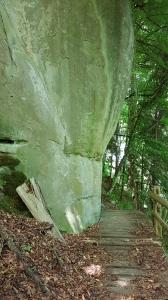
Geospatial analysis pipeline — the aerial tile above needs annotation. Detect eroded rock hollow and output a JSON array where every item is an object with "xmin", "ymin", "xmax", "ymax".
[{"xmin": 0, "ymin": 0, "xmax": 133, "ymax": 232}]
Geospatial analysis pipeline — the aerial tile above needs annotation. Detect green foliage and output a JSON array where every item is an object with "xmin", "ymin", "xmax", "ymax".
[
  {"xmin": 102, "ymin": 162, "xmax": 110, "ymax": 177},
  {"xmin": 163, "ymin": 234, "xmax": 168, "ymax": 257},
  {"xmin": 103, "ymin": 0, "xmax": 168, "ymax": 215},
  {"xmin": 102, "ymin": 188, "xmax": 134, "ymax": 210},
  {"xmin": 115, "ymin": 198, "xmax": 134, "ymax": 210},
  {"xmin": 21, "ymin": 244, "xmax": 32, "ymax": 251}
]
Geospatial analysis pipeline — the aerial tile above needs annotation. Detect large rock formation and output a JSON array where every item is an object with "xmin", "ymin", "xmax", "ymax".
[{"xmin": 0, "ymin": 0, "xmax": 133, "ymax": 232}]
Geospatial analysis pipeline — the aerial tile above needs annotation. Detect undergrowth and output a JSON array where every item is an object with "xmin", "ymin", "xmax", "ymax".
[{"xmin": 102, "ymin": 188, "xmax": 134, "ymax": 210}]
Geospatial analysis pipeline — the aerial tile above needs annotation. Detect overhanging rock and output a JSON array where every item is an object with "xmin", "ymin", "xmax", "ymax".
[{"xmin": 0, "ymin": 0, "xmax": 134, "ymax": 232}]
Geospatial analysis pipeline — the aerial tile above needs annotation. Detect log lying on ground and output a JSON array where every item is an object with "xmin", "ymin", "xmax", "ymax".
[{"xmin": 16, "ymin": 178, "xmax": 63, "ymax": 240}]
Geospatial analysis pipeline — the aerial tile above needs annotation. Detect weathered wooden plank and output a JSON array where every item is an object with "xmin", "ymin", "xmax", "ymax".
[
  {"xmin": 105, "ymin": 281, "xmax": 132, "ymax": 296},
  {"xmin": 101, "ymin": 210, "xmax": 147, "ymax": 215},
  {"xmin": 88, "ymin": 234, "xmax": 140, "ymax": 239},
  {"xmin": 83, "ymin": 238, "xmax": 161, "ymax": 247},
  {"xmin": 105, "ymin": 279, "xmax": 132, "ymax": 286},
  {"xmin": 152, "ymin": 209, "xmax": 168, "ymax": 233},
  {"xmin": 148, "ymin": 191, "xmax": 168, "ymax": 209},
  {"xmin": 29, "ymin": 178, "xmax": 51, "ymax": 215},
  {"xmin": 105, "ymin": 261, "xmax": 138, "ymax": 268},
  {"xmin": 16, "ymin": 182, "xmax": 63, "ymax": 240},
  {"xmin": 102, "ymin": 249, "xmax": 130, "ymax": 256},
  {"xmin": 106, "ymin": 267, "xmax": 146, "ymax": 277}
]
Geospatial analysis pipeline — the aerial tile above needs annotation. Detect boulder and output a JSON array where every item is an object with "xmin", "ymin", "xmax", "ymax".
[{"xmin": 0, "ymin": 0, "xmax": 133, "ymax": 232}]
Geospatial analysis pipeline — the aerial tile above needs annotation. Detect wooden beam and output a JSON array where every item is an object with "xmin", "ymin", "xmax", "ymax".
[
  {"xmin": 148, "ymin": 191, "xmax": 168, "ymax": 209},
  {"xmin": 151, "ymin": 210, "xmax": 168, "ymax": 234},
  {"xmin": 29, "ymin": 178, "xmax": 51, "ymax": 215},
  {"xmin": 83, "ymin": 239, "xmax": 161, "ymax": 246},
  {"xmin": 16, "ymin": 181, "xmax": 63, "ymax": 240},
  {"xmin": 134, "ymin": 180, "xmax": 139, "ymax": 210},
  {"xmin": 153, "ymin": 186, "xmax": 162, "ymax": 237}
]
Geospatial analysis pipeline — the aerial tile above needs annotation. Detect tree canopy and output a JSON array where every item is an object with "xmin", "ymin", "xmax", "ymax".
[{"xmin": 103, "ymin": 0, "xmax": 168, "ymax": 208}]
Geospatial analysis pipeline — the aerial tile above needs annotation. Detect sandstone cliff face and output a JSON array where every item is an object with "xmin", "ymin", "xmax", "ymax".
[{"xmin": 0, "ymin": 0, "xmax": 133, "ymax": 232}]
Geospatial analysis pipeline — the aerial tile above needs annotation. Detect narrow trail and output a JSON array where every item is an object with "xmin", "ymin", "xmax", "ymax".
[{"xmin": 88, "ymin": 209, "xmax": 168, "ymax": 299}]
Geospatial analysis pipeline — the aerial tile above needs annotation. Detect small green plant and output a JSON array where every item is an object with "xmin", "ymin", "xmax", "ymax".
[{"xmin": 21, "ymin": 244, "xmax": 32, "ymax": 251}]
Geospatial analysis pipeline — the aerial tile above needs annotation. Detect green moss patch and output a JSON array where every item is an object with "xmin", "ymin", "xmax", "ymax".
[
  {"xmin": 0, "ymin": 195, "xmax": 32, "ymax": 217},
  {"xmin": 0, "ymin": 153, "xmax": 20, "ymax": 170},
  {"xmin": 0, "ymin": 153, "xmax": 32, "ymax": 217}
]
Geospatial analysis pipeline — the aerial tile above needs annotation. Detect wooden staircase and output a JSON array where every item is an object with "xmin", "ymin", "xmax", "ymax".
[{"xmin": 88, "ymin": 209, "xmax": 168, "ymax": 299}]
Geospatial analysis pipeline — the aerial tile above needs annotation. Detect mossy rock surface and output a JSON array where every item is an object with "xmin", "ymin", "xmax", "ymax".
[
  {"xmin": 2, "ymin": 171, "xmax": 27, "ymax": 200},
  {"xmin": 0, "ymin": 195, "xmax": 32, "ymax": 217},
  {"xmin": 0, "ymin": 153, "xmax": 20, "ymax": 170},
  {"xmin": 0, "ymin": 153, "xmax": 31, "ymax": 217}
]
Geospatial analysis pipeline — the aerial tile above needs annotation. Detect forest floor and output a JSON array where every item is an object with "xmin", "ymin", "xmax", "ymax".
[{"xmin": 0, "ymin": 194, "xmax": 168, "ymax": 300}]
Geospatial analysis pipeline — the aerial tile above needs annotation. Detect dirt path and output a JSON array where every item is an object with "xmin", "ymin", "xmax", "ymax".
[{"xmin": 88, "ymin": 208, "xmax": 168, "ymax": 299}]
